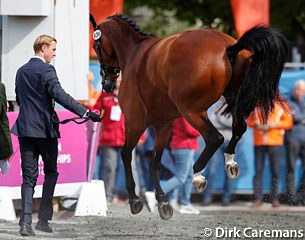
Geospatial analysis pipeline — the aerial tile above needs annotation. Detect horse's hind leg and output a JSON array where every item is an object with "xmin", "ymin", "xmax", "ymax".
[
  {"xmin": 121, "ymin": 127, "xmax": 145, "ymax": 215},
  {"xmin": 224, "ymin": 113, "xmax": 247, "ymax": 179},
  {"xmin": 184, "ymin": 112, "xmax": 224, "ymax": 193},
  {"xmin": 152, "ymin": 121, "xmax": 174, "ymax": 220}
]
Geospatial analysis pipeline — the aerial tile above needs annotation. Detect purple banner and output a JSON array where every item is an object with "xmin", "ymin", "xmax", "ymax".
[{"xmin": 0, "ymin": 110, "xmax": 97, "ymax": 187}]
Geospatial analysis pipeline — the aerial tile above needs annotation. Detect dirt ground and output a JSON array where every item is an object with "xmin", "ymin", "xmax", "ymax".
[{"xmin": 1, "ymin": 201, "xmax": 305, "ymax": 240}]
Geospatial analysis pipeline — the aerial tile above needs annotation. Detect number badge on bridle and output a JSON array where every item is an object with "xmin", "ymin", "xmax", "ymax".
[{"xmin": 93, "ymin": 30, "xmax": 101, "ymax": 40}]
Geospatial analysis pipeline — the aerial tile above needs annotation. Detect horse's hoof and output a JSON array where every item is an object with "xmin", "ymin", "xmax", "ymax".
[
  {"xmin": 158, "ymin": 202, "xmax": 173, "ymax": 220},
  {"xmin": 129, "ymin": 198, "xmax": 144, "ymax": 214},
  {"xmin": 225, "ymin": 162, "xmax": 240, "ymax": 179},
  {"xmin": 192, "ymin": 175, "xmax": 207, "ymax": 193}
]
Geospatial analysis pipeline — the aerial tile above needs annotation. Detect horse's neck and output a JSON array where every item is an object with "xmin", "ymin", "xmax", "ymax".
[
  {"xmin": 110, "ymin": 30, "xmax": 146, "ymax": 68},
  {"xmin": 105, "ymin": 20, "xmax": 158, "ymax": 69}
]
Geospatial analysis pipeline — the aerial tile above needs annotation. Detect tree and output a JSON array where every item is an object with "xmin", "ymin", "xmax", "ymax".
[
  {"xmin": 124, "ymin": 0, "xmax": 305, "ymax": 42},
  {"xmin": 124, "ymin": 0, "xmax": 235, "ymax": 37}
]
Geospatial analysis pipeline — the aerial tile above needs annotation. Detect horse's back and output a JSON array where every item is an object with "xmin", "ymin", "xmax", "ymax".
[
  {"xmin": 143, "ymin": 29, "xmax": 237, "ymax": 112},
  {"xmin": 149, "ymin": 29, "xmax": 236, "ymax": 65}
]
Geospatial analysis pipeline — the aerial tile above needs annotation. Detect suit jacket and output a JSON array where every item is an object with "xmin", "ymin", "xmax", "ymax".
[
  {"xmin": 0, "ymin": 82, "xmax": 13, "ymax": 159},
  {"xmin": 11, "ymin": 58, "xmax": 87, "ymax": 138}
]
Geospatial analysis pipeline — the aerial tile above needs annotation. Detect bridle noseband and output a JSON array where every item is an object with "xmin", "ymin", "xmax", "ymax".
[{"xmin": 93, "ymin": 28, "xmax": 120, "ymax": 93}]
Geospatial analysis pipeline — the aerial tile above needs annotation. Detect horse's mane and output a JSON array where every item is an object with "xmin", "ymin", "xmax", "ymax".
[{"xmin": 107, "ymin": 14, "xmax": 150, "ymax": 36}]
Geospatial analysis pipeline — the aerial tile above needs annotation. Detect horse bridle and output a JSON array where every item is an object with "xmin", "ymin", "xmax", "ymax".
[{"xmin": 92, "ymin": 26, "xmax": 120, "ymax": 93}]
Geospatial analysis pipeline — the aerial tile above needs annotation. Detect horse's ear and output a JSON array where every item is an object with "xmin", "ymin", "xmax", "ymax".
[{"xmin": 90, "ymin": 13, "xmax": 97, "ymax": 29}]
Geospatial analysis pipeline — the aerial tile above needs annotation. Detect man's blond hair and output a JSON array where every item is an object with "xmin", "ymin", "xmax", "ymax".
[{"xmin": 33, "ymin": 35, "xmax": 57, "ymax": 53}]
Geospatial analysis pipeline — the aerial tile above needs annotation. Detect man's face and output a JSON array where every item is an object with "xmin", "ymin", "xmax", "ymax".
[
  {"xmin": 294, "ymin": 85, "xmax": 305, "ymax": 101},
  {"xmin": 43, "ymin": 41, "xmax": 56, "ymax": 63}
]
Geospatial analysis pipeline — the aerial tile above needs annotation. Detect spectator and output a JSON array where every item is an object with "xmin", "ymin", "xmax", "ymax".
[
  {"xmin": 94, "ymin": 73, "xmax": 126, "ymax": 204},
  {"xmin": 201, "ymin": 99, "xmax": 244, "ymax": 206},
  {"xmin": 11, "ymin": 35, "xmax": 101, "ymax": 236},
  {"xmin": 79, "ymin": 71, "xmax": 101, "ymax": 110},
  {"xmin": 135, "ymin": 128, "xmax": 154, "ymax": 197},
  {"xmin": 247, "ymin": 99, "xmax": 293, "ymax": 208},
  {"xmin": 160, "ymin": 117, "xmax": 200, "ymax": 214},
  {"xmin": 285, "ymin": 79, "xmax": 305, "ymax": 205},
  {"xmin": 79, "ymin": 71, "xmax": 102, "ymax": 180},
  {"xmin": 0, "ymin": 82, "xmax": 13, "ymax": 163}
]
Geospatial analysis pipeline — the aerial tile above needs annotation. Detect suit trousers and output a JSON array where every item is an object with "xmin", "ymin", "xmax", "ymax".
[{"xmin": 18, "ymin": 137, "xmax": 59, "ymax": 226}]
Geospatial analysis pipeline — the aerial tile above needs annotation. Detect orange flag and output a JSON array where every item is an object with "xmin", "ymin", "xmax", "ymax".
[
  {"xmin": 230, "ymin": 0, "xmax": 270, "ymax": 38},
  {"xmin": 89, "ymin": 0, "xmax": 124, "ymax": 57}
]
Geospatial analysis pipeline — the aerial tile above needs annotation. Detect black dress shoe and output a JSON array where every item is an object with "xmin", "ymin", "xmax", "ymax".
[
  {"xmin": 19, "ymin": 223, "xmax": 35, "ymax": 236},
  {"xmin": 35, "ymin": 219, "xmax": 53, "ymax": 233}
]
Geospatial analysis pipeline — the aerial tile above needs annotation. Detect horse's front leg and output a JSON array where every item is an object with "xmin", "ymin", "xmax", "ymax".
[
  {"xmin": 121, "ymin": 128, "xmax": 145, "ymax": 215},
  {"xmin": 224, "ymin": 113, "xmax": 247, "ymax": 179},
  {"xmin": 152, "ymin": 121, "xmax": 174, "ymax": 220}
]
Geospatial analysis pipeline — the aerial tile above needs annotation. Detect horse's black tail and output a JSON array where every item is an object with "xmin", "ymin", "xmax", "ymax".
[
  {"xmin": 224, "ymin": 26, "xmax": 289, "ymax": 122},
  {"xmin": 90, "ymin": 13, "xmax": 97, "ymax": 29}
]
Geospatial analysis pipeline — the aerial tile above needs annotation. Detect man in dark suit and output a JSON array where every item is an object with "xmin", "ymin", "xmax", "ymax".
[{"xmin": 11, "ymin": 35, "xmax": 101, "ymax": 236}]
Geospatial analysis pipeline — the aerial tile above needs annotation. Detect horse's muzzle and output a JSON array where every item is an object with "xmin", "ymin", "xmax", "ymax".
[{"xmin": 102, "ymin": 76, "xmax": 116, "ymax": 93}]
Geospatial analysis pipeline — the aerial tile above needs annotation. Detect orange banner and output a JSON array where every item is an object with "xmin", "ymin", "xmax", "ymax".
[
  {"xmin": 89, "ymin": 0, "xmax": 124, "ymax": 57},
  {"xmin": 230, "ymin": 0, "xmax": 270, "ymax": 38}
]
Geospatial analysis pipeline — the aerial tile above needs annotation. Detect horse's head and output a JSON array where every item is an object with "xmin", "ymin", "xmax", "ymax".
[{"xmin": 90, "ymin": 14, "xmax": 120, "ymax": 93}]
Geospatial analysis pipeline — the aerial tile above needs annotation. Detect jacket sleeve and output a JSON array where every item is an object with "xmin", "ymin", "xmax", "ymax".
[
  {"xmin": 0, "ymin": 83, "xmax": 13, "ymax": 159},
  {"xmin": 15, "ymin": 71, "xmax": 20, "ymax": 106},
  {"xmin": 289, "ymin": 101, "xmax": 305, "ymax": 124},
  {"xmin": 93, "ymin": 94, "xmax": 102, "ymax": 110},
  {"xmin": 180, "ymin": 118, "xmax": 200, "ymax": 138},
  {"xmin": 44, "ymin": 65, "xmax": 87, "ymax": 117},
  {"xmin": 209, "ymin": 102, "xmax": 232, "ymax": 129},
  {"xmin": 246, "ymin": 112, "xmax": 259, "ymax": 128},
  {"xmin": 275, "ymin": 105, "xmax": 293, "ymax": 131}
]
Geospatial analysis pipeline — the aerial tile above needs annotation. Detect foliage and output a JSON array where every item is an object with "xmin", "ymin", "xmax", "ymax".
[
  {"xmin": 124, "ymin": 0, "xmax": 305, "ymax": 43},
  {"xmin": 270, "ymin": 0, "xmax": 305, "ymax": 42},
  {"xmin": 124, "ymin": 0, "xmax": 234, "ymax": 37}
]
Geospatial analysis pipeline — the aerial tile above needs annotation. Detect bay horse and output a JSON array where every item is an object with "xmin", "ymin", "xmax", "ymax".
[{"xmin": 90, "ymin": 13, "xmax": 288, "ymax": 220}]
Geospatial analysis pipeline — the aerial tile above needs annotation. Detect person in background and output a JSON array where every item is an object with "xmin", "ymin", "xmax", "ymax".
[
  {"xmin": 247, "ymin": 98, "xmax": 293, "ymax": 208},
  {"xmin": 79, "ymin": 71, "xmax": 102, "ymax": 180},
  {"xmin": 0, "ymin": 82, "xmax": 13, "ymax": 164},
  {"xmin": 94, "ymin": 73, "xmax": 126, "ymax": 204},
  {"xmin": 161, "ymin": 117, "xmax": 200, "ymax": 214},
  {"xmin": 285, "ymin": 79, "xmax": 305, "ymax": 205},
  {"xmin": 137, "ymin": 126, "xmax": 155, "ymax": 211},
  {"xmin": 79, "ymin": 71, "xmax": 101, "ymax": 110},
  {"xmin": 11, "ymin": 35, "xmax": 101, "ymax": 236},
  {"xmin": 135, "ymin": 129, "xmax": 153, "ymax": 197},
  {"xmin": 201, "ymin": 99, "xmax": 244, "ymax": 206}
]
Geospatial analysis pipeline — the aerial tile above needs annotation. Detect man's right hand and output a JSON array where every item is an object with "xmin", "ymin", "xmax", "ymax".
[{"xmin": 86, "ymin": 111, "xmax": 101, "ymax": 122}]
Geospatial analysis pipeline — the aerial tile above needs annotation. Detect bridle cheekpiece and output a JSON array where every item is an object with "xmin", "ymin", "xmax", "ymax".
[{"xmin": 93, "ymin": 27, "xmax": 120, "ymax": 93}]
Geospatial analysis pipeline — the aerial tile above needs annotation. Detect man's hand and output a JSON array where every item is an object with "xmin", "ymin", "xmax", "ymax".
[{"xmin": 86, "ymin": 111, "xmax": 101, "ymax": 122}]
